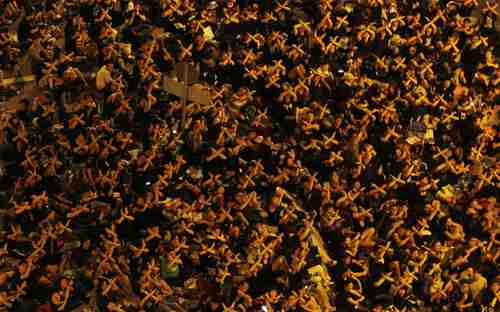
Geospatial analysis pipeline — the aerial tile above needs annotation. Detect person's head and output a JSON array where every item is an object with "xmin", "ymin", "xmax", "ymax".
[
  {"xmin": 51, "ymin": 292, "xmax": 61, "ymax": 305},
  {"xmin": 194, "ymin": 34, "xmax": 205, "ymax": 47},
  {"xmin": 47, "ymin": 263, "xmax": 59, "ymax": 274},
  {"xmin": 207, "ymin": 1, "xmax": 217, "ymax": 11},
  {"xmin": 60, "ymin": 277, "xmax": 70, "ymax": 289},
  {"xmin": 18, "ymin": 262, "xmax": 29, "ymax": 275},
  {"xmin": 0, "ymin": 272, "xmax": 9, "ymax": 285}
]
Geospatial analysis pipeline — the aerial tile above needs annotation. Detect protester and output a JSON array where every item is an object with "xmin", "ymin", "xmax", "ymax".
[{"xmin": 0, "ymin": 0, "xmax": 499, "ymax": 311}]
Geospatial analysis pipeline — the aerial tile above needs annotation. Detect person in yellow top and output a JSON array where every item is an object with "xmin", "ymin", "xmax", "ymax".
[{"xmin": 96, "ymin": 63, "xmax": 114, "ymax": 91}]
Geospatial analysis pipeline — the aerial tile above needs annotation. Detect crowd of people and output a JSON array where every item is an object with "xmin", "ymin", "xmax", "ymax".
[{"xmin": 0, "ymin": 0, "xmax": 499, "ymax": 311}]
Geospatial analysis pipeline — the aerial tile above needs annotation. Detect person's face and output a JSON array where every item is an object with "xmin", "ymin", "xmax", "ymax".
[
  {"xmin": 194, "ymin": 35, "xmax": 203, "ymax": 46},
  {"xmin": 0, "ymin": 273, "xmax": 7, "ymax": 285},
  {"xmin": 60, "ymin": 278, "xmax": 69, "ymax": 289},
  {"xmin": 51, "ymin": 292, "xmax": 61, "ymax": 305},
  {"xmin": 19, "ymin": 263, "xmax": 28, "ymax": 275},
  {"xmin": 48, "ymin": 264, "xmax": 58, "ymax": 274}
]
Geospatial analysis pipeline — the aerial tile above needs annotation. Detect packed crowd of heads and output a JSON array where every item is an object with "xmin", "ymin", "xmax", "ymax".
[{"xmin": 0, "ymin": 0, "xmax": 499, "ymax": 311}]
